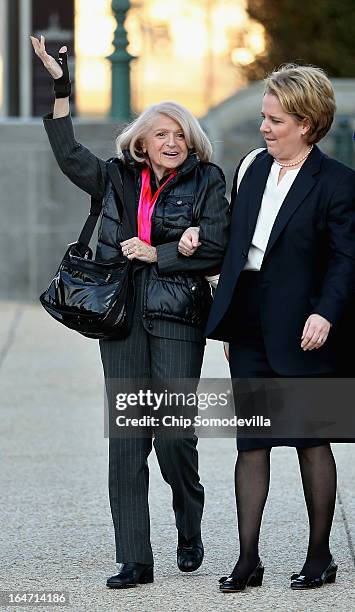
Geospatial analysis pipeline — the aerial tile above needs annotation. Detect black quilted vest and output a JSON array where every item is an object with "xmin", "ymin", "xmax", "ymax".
[{"xmin": 95, "ymin": 152, "xmax": 214, "ymax": 328}]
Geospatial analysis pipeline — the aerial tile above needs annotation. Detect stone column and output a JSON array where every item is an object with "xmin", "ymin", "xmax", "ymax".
[
  {"xmin": 334, "ymin": 116, "xmax": 354, "ymax": 168},
  {"xmin": 108, "ymin": 0, "xmax": 134, "ymax": 121},
  {"xmin": 0, "ymin": 0, "xmax": 8, "ymax": 116},
  {"xmin": 19, "ymin": 0, "xmax": 32, "ymax": 117}
]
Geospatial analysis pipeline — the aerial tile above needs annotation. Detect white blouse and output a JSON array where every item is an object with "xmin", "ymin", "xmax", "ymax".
[{"xmin": 244, "ymin": 162, "xmax": 301, "ymax": 271}]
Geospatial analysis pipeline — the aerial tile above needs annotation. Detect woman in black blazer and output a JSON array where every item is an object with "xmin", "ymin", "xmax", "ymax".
[{"xmin": 181, "ymin": 64, "xmax": 355, "ymax": 591}]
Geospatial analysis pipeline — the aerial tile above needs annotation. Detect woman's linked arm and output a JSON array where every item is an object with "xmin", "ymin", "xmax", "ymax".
[
  {"xmin": 31, "ymin": 36, "xmax": 106, "ymax": 201},
  {"xmin": 156, "ymin": 165, "xmax": 230, "ymax": 274}
]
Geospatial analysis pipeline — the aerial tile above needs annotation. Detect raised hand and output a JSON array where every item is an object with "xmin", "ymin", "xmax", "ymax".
[
  {"xmin": 30, "ymin": 35, "xmax": 64, "ymax": 79},
  {"xmin": 30, "ymin": 35, "xmax": 71, "ymax": 99}
]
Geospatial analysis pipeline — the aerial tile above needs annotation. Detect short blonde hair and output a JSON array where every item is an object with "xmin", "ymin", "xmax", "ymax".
[
  {"xmin": 116, "ymin": 101, "xmax": 213, "ymax": 163},
  {"xmin": 264, "ymin": 64, "xmax": 336, "ymax": 144}
]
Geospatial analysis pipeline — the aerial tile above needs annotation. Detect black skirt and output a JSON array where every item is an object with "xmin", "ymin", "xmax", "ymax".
[{"xmin": 228, "ymin": 271, "xmax": 353, "ymax": 451}]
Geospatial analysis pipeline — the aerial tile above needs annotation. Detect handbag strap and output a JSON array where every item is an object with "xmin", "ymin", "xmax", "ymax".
[
  {"xmin": 236, "ymin": 147, "xmax": 266, "ymax": 192},
  {"xmin": 77, "ymin": 196, "xmax": 103, "ymax": 247}
]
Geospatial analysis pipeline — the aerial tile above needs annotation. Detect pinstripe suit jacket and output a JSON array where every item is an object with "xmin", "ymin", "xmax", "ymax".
[{"xmin": 43, "ymin": 113, "xmax": 230, "ymax": 342}]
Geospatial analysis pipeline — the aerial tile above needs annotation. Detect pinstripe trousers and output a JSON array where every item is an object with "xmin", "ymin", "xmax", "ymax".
[{"xmin": 99, "ymin": 271, "xmax": 205, "ymax": 564}]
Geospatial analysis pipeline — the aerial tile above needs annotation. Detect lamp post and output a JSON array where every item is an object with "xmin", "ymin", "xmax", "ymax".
[{"xmin": 108, "ymin": 0, "xmax": 134, "ymax": 121}]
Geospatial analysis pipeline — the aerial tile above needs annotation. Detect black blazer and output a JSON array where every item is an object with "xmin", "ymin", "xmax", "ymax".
[{"xmin": 206, "ymin": 146, "xmax": 355, "ymax": 375}]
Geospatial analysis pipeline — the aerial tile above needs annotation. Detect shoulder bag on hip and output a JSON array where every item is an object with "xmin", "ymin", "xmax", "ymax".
[{"xmin": 39, "ymin": 162, "xmax": 136, "ymax": 340}]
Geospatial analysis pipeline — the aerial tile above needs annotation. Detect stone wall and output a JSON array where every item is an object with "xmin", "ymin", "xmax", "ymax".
[{"xmin": 0, "ymin": 118, "xmax": 123, "ymax": 301}]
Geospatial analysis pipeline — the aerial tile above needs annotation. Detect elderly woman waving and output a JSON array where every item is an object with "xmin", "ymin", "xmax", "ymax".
[{"xmin": 31, "ymin": 36, "xmax": 229, "ymax": 589}]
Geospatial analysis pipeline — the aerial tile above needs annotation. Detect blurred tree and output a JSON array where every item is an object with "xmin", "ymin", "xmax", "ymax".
[{"xmin": 245, "ymin": 0, "xmax": 355, "ymax": 80}]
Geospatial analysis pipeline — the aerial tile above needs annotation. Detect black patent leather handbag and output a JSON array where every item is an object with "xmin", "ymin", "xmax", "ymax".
[{"xmin": 39, "ymin": 163, "xmax": 136, "ymax": 340}]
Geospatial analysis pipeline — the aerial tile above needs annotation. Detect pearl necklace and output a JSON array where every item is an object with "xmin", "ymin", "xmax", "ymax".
[{"xmin": 274, "ymin": 145, "xmax": 313, "ymax": 168}]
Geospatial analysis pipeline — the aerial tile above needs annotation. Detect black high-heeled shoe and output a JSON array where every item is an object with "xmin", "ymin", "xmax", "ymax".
[
  {"xmin": 219, "ymin": 560, "xmax": 264, "ymax": 593},
  {"xmin": 290, "ymin": 557, "xmax": 337, "ymax": 590}
]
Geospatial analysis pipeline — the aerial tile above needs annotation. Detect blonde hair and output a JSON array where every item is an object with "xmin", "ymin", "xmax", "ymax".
[
  {"xmin": 264, "ymin": 64, "xmax": 336, "ymax": 144},
  {"xmin": 116, "ymin": 101, "xmax": 213, "ymax": 162}
]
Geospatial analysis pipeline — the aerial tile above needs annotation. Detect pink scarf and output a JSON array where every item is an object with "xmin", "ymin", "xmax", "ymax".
[{"xmin": 138, "ymin": 167, "xmax": 176, "ymax": 244}]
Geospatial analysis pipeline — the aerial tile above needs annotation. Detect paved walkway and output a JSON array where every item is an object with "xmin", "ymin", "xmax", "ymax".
[{"xmin": 1, "ymin": 301, "xmax": 355, "ymax": 611}]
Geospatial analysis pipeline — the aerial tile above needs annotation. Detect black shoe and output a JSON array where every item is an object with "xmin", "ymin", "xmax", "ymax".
[
  {"xmin": 290, "ymin": 557, "xmax": 337, "ymax": 590},
  {"xmin": 219, "ymin": 560, "xmax": 264, "ymax": 593},
  {"xmin": 106, "ymin": 562, "xmax": 154, "ymax": 589},
  {"xmin": 177, "ymin": 533, "xmax": 204, "ymax": 572}
]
